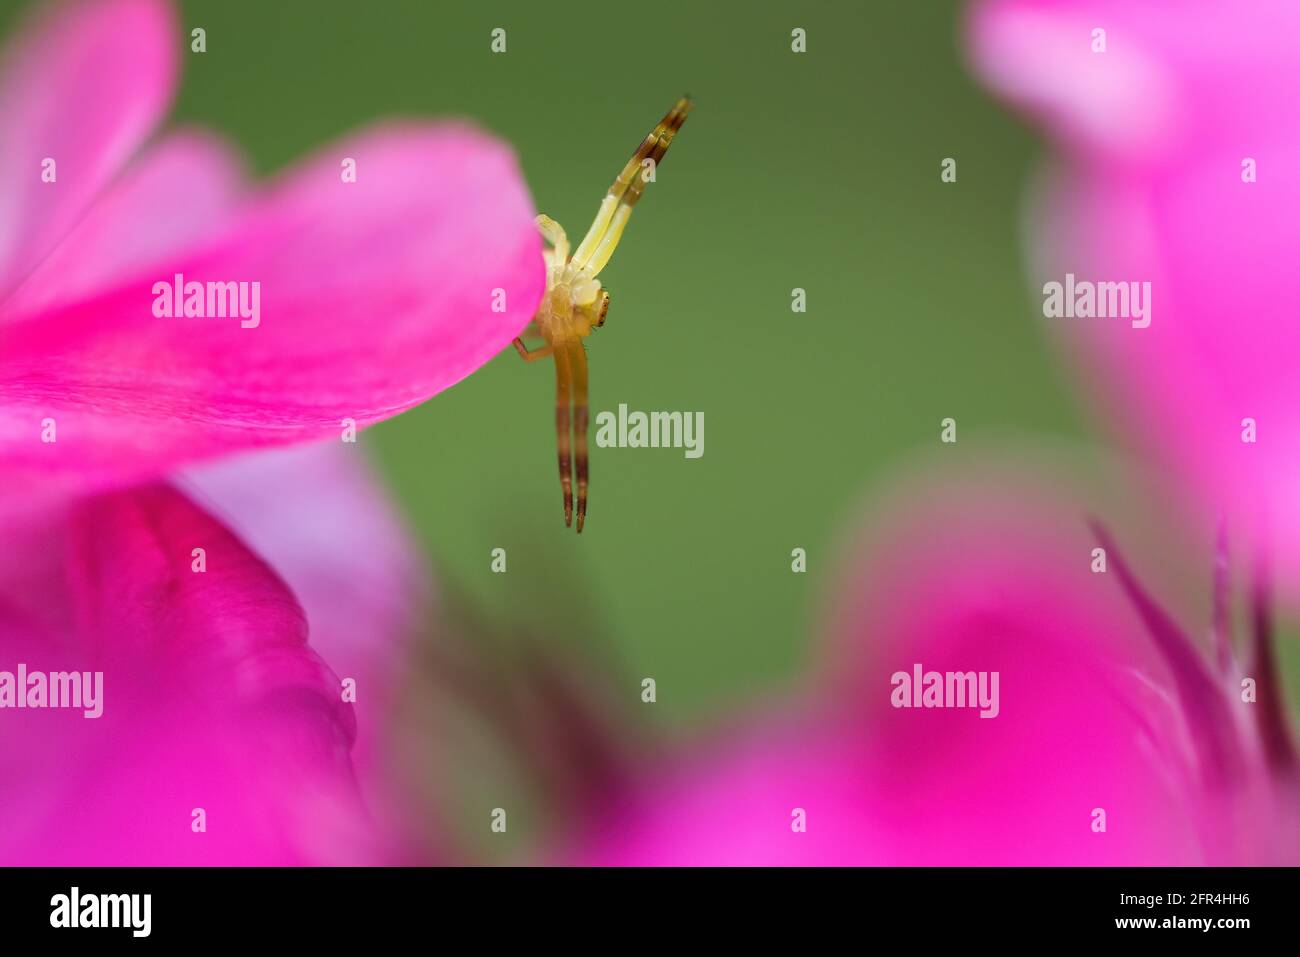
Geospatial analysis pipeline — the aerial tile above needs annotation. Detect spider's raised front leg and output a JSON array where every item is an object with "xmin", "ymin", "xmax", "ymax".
[
  {"xmin": 569, "ymin": 97, "xmax": 692, "ymax": 278},
  {"xmin": 536, "ymin": 214, "xmax": 570, "ymax": 279}
]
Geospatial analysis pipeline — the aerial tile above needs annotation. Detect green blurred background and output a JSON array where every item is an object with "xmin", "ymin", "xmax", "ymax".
[
  {"xmin": 164, "ymin": 0, "xmax": 1076, "ymax": 712},
  {"xmin": 4, "ymin": 0, "xmax": 1295, "ymax": 795}
]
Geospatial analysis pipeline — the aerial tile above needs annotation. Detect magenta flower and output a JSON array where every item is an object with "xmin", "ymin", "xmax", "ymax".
[
  {"xmin": 569, "ymin": 463, "xmax": 1298, "ymax": 865},
  {"xmin": 0, "ymin": 0, "xmax": 544, "ymax": 500},
  {"xmin": 0, "ymin": 474, "xmax": 360, "ymax": 864},
  {"xmin": 0, "ymin": 0, "xmax": 539, "ymax": 864},
  {"xmin": 181, "ymin": 442, "xmax": 436, "ymax": 862},
  {"xmin": 965, "ymin": 0, "xmax": 1300, "ymax": 593},
  {"xmin": 0, "ymin": 437, "xmax": 434, "ymax": 864}
]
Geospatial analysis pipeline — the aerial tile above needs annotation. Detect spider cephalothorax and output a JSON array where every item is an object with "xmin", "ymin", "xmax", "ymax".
[{"xmin": 512, "ymin": 97, "xmax": 692, "ymax": 532}]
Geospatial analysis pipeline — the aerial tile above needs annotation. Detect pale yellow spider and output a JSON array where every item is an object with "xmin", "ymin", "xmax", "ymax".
[{"xmin": 512, "ymin": 97, "xmax": 692, "ymax": 532}]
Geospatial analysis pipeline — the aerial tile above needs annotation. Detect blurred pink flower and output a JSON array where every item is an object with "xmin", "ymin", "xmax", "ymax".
[
  {"xmin": 0, "ymin": 476, "xmax": 368, "ymax": 864},
  {"xmin": 181, "ymin": 441, "xmax": 436, "ymax": 863},
  {"xmin": 0, "ymin": 0, "xmax": 511, "ymax": 862},
  {"xmin": 964, "ymin": 0, "xmax": 1300, "ymax": 594},
  {"xmin": 0, "ymin": 0, "xmax": 544, "ymax": 501},
  {"xmin": 0, "ymin": 436, "xmax": 433, "ymax": 864},
  {"xmin": 572, "ymin": 473, "xmax": 1298, "ymax": 865}
]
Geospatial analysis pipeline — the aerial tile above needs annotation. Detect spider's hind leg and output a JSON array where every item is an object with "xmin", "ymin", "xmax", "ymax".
[
  {"xmin": 569, "ymin": 342, "xmax": 590, "ymax": 532},
  {"xmin": 554, "ymin": 344, "xmax": 574, "ymax": 527}
]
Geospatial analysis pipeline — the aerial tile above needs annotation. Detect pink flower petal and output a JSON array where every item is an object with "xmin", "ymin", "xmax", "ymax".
[
  {"xmin": 576, "ymin": 474, "xmax": 1272, "ymax": 865},
  {"xmin": 0, "ymin": 482, "xmax": 373, "ymax": 865},
  {"xmin": 180, "ymin": 440, "xmax": 431, "ymax": 841},
  {"xmin": 569, "ymin": 721, "xmax": 886, "ymax": 866},
  {"xmin": 967, "ymin": 0, "xmax": 1300, "ymax": 171},
  {"xmin": 3, "ymin": 128, "xmax": 246, "ymax": 317},
  {"xmin": 823, "ymin": 479, "xmax": 1265, "ymax": 864},
  {"xmin": 0, "ymin": 123, "xmax": 544, "ymax": 494},
  {"xmin": 0, "ymin": 0, "xmax": 176, "ymax": 297},
  {"xmin": 968, "ymin": 0, "xmax": 1300, "ymax": 594}
]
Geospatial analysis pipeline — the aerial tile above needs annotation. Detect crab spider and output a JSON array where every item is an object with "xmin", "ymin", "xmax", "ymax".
[{"xmin": 513, "ymin": 97, "xmax": 692, "ymax": 532}]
